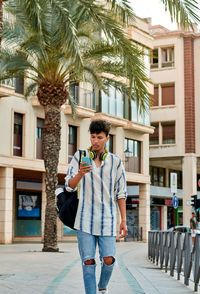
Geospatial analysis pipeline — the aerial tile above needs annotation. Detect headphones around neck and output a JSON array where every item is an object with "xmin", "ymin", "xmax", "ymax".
[{"xmin": 88, "ymin": 146, "xmax": 108, "ymax": 161}]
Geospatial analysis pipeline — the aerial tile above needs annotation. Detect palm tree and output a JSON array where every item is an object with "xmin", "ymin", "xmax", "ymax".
[
  {"xmin": 0, "ymin": 0, "xmax": 6, "ymax": 44},
  {"xmin": 0, "ymin": 0, "xmax": 199, "ymax": 251},
  {"xmin": 1, "ymin": 0, "xmax": 150, "ymax": 251}
]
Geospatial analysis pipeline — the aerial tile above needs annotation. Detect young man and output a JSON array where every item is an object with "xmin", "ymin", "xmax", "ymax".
[{"xmin": 65, "ymin": 119, "xmax": 127, "ymax": 294}]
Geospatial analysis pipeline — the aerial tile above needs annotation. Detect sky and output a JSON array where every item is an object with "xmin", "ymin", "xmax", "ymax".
[{"xmin": 130, "ymin": 0, "xmax": 182, "ymax": 30}]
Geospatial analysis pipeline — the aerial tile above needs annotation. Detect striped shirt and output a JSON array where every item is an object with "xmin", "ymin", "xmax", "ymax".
[{"xmin": 65, "ymin": 150, "xmax": 127, "ymax": 236}]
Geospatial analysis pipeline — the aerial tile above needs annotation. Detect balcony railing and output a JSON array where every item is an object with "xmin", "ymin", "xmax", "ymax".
[
  {"xmin": 161, "ymin": 61, "xmax": 174, "ymax": 68},
  {"xmin": 148, "ymin": 231, "xmax": 200, "ymax": 292},
  {"xmin": 1, "ymin": 78, "xmax": 15, "ymax": 88},
  {"xmin": 125, "ymin": 156, "xmax": 141, "ymax": 173},
  {"xmin": 150, "ymin": 63, "xmax": 158, "ymax": 69},
  {"xmin": 69, "ymin": 86, "xmax": 96, "ymax": 110},
  {"xmin": 0, "ymin": 78, "xmax": 24, "ymax": 95}
]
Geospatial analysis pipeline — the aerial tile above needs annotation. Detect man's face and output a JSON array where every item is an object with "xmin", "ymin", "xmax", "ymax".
[{"xmin": 90, "ymin": 132, "xmax": 109, "ymax": 151}]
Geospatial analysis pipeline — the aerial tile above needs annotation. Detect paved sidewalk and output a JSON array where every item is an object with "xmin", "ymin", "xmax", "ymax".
[{"xmin": 0, "ymin": 241, "xmax": 197, "ymax": 294}]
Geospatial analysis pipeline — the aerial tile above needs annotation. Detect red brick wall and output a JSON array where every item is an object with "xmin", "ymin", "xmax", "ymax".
[{"xmin": 184, "ymin": 37, "xmax": 195, "ymax": 153}]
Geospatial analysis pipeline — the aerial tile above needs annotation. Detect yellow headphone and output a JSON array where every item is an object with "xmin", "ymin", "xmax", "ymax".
[{"xmin": 88, "ymin": 146, "xmax": 108, "ymax": 161}]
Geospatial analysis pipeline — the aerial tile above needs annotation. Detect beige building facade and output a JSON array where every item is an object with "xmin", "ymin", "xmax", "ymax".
[
  {"xmin": 0, "ymin": 15, "xmax": 154, "ymax": 244},
  {"xmin": 149, "ymin": 24, "xmax": 200, "ymax": 230}
]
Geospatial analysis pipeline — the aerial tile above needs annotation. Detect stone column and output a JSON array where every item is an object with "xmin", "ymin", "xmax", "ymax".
[
  {"xmin": 165, "ymin": 168, "xmax": 169, "ymax": 187},
  {"xmin": 0, "ymin": 167, "xmax": 13, "ymax": 244},
  {"xmin": 139, "ymin": 183, "xmax": 150, "ymax": 242},
  {"xmin": 182, "ymin": 155, "xmax": 197, "ymax": 226},
  {"xmin": 79, "ymin": 118, "xmax": 91, "ymax": 150},
  {"xmin": 162, "ymin": 205, "xmax": 168, "ymax": 230},
  {"xmin": 115, "ymin": 127, "xmax": 124, "ymax": 158}
]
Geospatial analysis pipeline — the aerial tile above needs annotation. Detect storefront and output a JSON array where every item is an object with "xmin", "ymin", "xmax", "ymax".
[
  {"xmin": 14, "ymin": 180, "xmax": 42, "ymax": 238},
  {"xmin": 151, "ymin": 197, "xmax": 183, "ymax": 230},
  {"xmin": 126, "ymin": 197, "xmax": 139, "ymax": 239}
]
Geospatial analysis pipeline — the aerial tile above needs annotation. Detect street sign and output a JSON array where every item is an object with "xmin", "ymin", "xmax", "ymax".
[
  {"xmin": 172, "ymin": 195, "xmax": 178, "ymax": 209},
  {"xmin": 170, "ymin": 173, "xmax": 177, "ymax": 193}
]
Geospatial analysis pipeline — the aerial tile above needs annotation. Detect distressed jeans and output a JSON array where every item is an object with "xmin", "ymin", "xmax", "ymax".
[{"xmin": 77, "ymin": 230, "xmax": 116, "ymax": 294}]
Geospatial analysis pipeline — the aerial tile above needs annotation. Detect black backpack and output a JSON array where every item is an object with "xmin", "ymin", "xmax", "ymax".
[{"xmin": 56, "ymin": 150, "xmax": 86, "ymax": 229}]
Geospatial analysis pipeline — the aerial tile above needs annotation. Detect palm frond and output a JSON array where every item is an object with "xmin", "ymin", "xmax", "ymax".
[
  {"xmin": 160, "ymin": 0, "xmax": 200, "ymax": 29},
  {"xmin": 104, "ymin": 0, "xmax": 135, "ymax": 24},
  {"xmin": 68, "ymin": 94, "xmax": 77, "ymax": 120},
  {"xmin": 25, "ymin": 81, "xmax": 38, "ymax": 99}
]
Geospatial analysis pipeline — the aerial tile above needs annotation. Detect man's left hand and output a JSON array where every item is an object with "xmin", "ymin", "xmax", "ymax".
[{"xmin": 119, "ymin": 221, "xmax": 128, "ymax": 238}]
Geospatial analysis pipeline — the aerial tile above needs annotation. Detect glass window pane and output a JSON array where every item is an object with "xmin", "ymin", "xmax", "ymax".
[
  {"xmin": 106, "ymin": 135, "xmax": 113, "ymax": 153},
  {"xmin": 131, "ymin": 100, "xmax": 137, "ymax": 122},
  {"xmin": 101, "ymin": 92, "xmax": 109, "ymax": 114},
  {"xmin": 13, "ymin": 113, "xmax": 23, "ymax": 156},
  {"xmin": 116, "ymin": 91, "xmax": 123, "ymax": 118},
  {"xmin": 162, "ymin": 123, "xmax": 175, "ymax": 144},
  {"xmin": 68, "ymin": 125, "xmax": 77, "ymax": 163}
]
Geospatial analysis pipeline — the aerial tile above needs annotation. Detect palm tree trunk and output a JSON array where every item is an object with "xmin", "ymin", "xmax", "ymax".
[{"xmin": 42, "ymin": 105, "xmax": 61, "ymax": 252}]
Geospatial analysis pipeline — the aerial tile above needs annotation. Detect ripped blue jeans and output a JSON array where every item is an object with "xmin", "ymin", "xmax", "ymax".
[{"xmin": 77, "ymin": 230, "xmax": 116, "ymax": 294}]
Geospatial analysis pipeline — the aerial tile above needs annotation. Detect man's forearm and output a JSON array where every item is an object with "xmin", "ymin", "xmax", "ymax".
[
  {"xmin": 68, "ymin": 172, "xmax": 83, "ymax": 189},
  {"xmin": 117, "ymin": 198, "xmax": 127, "ymax": 222}
]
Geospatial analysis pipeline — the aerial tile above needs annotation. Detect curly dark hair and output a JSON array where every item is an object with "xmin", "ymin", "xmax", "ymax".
[{"xmin": 89, "ymin": 119, "xmax": 111, "ymax": 136}]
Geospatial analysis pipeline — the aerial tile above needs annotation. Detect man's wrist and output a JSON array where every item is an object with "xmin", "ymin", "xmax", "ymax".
[{"xmin": 121, "ymin": 219, "xmax": 126, "ymax": 222}]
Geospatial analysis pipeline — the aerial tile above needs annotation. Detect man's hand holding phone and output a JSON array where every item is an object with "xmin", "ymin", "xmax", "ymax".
[{"xmin": 79, "ymin": 156, "xmax": 92, "ymax": 176}]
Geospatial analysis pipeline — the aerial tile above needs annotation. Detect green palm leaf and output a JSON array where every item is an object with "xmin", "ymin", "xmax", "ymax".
[{"xmin": 160, "ymin": 0, "xmax": 200, "ymax": 28}]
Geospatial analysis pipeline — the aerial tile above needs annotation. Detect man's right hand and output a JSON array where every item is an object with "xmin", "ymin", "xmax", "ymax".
[{"xmin": 79, "ymin": 162, "xmax": 92, "ymax": 176}]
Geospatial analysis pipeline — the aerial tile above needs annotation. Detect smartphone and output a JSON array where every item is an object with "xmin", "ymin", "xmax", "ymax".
[{"xmin": 81, "ymin": 156, "xmax": 91, "ymax": 166}]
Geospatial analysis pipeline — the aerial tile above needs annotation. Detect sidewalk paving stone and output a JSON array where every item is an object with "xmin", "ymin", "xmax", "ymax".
[{"xmin": 0, "ymin": 242, "xmax": 197, "ymax": 294}]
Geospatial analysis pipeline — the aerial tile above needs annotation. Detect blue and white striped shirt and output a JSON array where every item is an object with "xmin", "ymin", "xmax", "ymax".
[{"xmin": 65, "ymin": 150, "xmax": 127, "ymax": 236}]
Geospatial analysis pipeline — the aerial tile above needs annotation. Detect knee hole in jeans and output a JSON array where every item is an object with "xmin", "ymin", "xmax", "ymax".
[
  {"xmin": 103, "ymin": 256, "xmax": 115, "ymax": 266},
  {"xmin": 84, "ymin": 259, "xmax": 95, "ymax": 265}
]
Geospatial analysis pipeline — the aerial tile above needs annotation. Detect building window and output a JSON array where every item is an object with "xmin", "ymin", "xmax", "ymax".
[
  {"xmin": 106, "ymin": 134, "xmax": 113, "ymax": 153},
  {"xmin": 150, "ymin": 166, "xmax": 165, "ymax": 186},
  {"xmin": 13, "ymin": 112, "xmax": 23, "ymax": 156},
  {"xmin": 69, "ymin": 83, "xmax": 79, "ymax": 104},
  {"xmin": 15, "ymin": 77, "xmax": 24, "ymax": 94},
  {"xmin": 151, "ymin": 85, "xmax": 158, "ymax": 107},
  {"xmin": 161, "ymin": 47, "xmax": 174, "ymax": 68},
  {"xmin": 68, "ymin": 125, "xmax": 77, "ymax": 163},
  {"xmin": 150, "ymin": 49, "xmax": 158, "ymax": 69},
  {"xmin": 124, "ymin": 138, "xmax": 141, "ymax": 173},
  {"xmin": 161, "ymin": 83, "xmax": 175, "ymax": 105},
  {"xmin": 162, "ymin": 122, "xmax": 175, "ymax": 144},
  {"xmin": 36, "ymin": 118, "xmax": 44, "ymax": 159},
  {"xmin": 101, "ymin": 87, "xmax": 123, "ymax": 118},
  {"xmin": 150, "ymin": 123, "xmax": 159, "ymax": 145}
]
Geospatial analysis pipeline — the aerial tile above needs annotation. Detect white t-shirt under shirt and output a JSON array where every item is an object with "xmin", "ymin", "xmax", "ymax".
[{"xmin": 65, "ymin": 150, "xmax": 127, "ymax": 236}]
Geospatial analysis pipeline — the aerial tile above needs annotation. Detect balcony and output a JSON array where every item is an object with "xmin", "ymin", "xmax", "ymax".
[
  {"xmin": 0, "ymin": 79, "xmax": 15, "ymax": 97},
  {"xmin": 150, "ymin": 63, "xmax": 158, "ymax": 69},
  {"xmin": 0, "ymin": 78, "xmax": 24, "ymax": 97},
  {"xmin": 64, "ymin": 86, "xmax": 96, "ymax": 118},
  {"xmin": 69, "ymin": 85, "xmax": 96, "ymax": 110},
  {"xmin": 161, "ymin": 61, "xmax": 174, "ymax": 68}
]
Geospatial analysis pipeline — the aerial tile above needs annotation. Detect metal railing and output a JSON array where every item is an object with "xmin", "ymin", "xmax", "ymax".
[
  {"xmin": 69, "ymin": 85, "xmax": 97, "ymax": 110},
  {"xmin": 148, "ymin": 231, "xmax": 200, "ymax": 292},
  {"xmin": 1, "ymin": 78, "xmax": 15, "ymax": 88}
]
